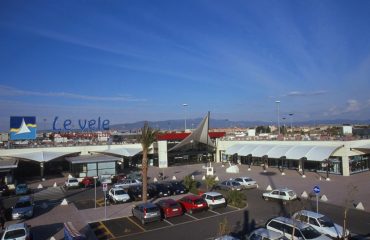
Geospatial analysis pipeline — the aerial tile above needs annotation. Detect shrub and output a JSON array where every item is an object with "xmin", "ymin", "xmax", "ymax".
[
  {"xmin": 183, "ymin": 175, "xmax": 197, "ymax": 191},
  {"xmin": 226, "ymin": 190, "xmax": 246, "ymax": 208},
  {"xmin": 204, "ymin": 175, "xmax": 217, "ymax": 191}
]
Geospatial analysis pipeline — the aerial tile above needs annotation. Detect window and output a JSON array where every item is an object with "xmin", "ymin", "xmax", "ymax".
[
  {"xmin": 309, "ymin": 218, "xmax": 319, "ymax": 226},
  {"xmin": 279, "ymin": 192, "xmax": 286, "ymax": 196},
  {"xmin": 272, "ymin": 191, "xmax": 279, "ymax": 195},
  {"xmin": 235, "ymin": 178, "xmax": 242, "ymax": 182},
  {"xmin": 297, "ymin": 215, "xmax": 308, "ymax": 222},
  {"xmin": 268, "ymin": 220, "xmax": 283, "ymax": 231}
]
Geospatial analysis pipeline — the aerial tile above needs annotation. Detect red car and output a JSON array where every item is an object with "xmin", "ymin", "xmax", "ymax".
[
  {"xmin": 80, "ymin": 177, "xmax": 96, "ymax": 188},
  {"xmin": 156, "ymin": 199, "xmax": 183, "ymax": 219},
  {"xmin": 177, "ymin": 195, "xmax": 208, "ymax": 214}
]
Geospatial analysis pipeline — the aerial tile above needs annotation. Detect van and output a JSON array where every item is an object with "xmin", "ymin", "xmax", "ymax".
[{"xmin": 265, "ymin": 217, "xmax": 331, "ymax": 240}]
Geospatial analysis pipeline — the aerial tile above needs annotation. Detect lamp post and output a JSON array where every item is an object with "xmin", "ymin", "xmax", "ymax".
[
  {"xmin": 275, "ymin": 101, "xmax": 281, "ymax": 135},
  {"xmin": 289, "ymin": 113, "xmax": 294, "ymax": 135},
  {"xmin": 182, "ymin": 103, "xmax": 188, "ymax": 131}
]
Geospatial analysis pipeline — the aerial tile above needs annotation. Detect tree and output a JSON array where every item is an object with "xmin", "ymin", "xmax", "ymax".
[
  {"xmin": 204, "ymin": 175, "xmax": 217, "ymax": 191},
  {"xmin": 139, "ymin": 122, "xmax": 158, "ymax": 202}
]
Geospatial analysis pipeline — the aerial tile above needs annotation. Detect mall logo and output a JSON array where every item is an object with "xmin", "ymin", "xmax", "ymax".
[{"xmin": 9, "ymin": 116, "xmax": 37, "ymax": 140}]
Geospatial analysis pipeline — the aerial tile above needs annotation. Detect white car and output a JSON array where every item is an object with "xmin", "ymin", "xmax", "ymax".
[
  {"xmin": 1, "ymin": 223, "xmax": 32, "ymax": 240},
  {"xmin": 114, "ymin": 179, "xmax": 142, "ymax": 189},
  {"xmin": 266, "ymin": 217, "xmax": 331, "ymax": 240},
  {"xmin": 64, "ymin": 177, "xmax": 79, "ymax": 189},
  {"xmin": 234, "ymin": 177, "xmax": 258, "ymax": 189},
  {"xmin": 292, "ymin": 210, "xmax": 350, "ymax": 239},
  {"xmin": 201, "ymin": 192, "xmax": 227, "ymax": 209},
  {"xmin": 248, "ymin": 228, "xmax": 288, "ymax": 240},
  {"xmin": 108, "ymin": 187, "xmax": 130, "ymax": 203},
  {"xmin": 263, "ymin": 188, "xmax": 297, "ymax": 201}
]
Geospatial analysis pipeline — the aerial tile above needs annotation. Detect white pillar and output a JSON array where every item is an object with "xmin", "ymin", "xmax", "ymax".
[
  {"xmin": 342, "ymin": 154, "xmax": 350, "ymax": 176},
  {"xmin": 158, "ymin": 140, "xmax": 168, "ymax": 168}
]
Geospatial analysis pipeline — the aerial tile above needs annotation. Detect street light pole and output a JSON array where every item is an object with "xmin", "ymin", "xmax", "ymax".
[
  {"xmin": 182, "ymin": 103, "xmax": 188, "ymax": 131},
  {"xmin": 275, "ymin": 101, "xmax": 281, "ymax": 135}
]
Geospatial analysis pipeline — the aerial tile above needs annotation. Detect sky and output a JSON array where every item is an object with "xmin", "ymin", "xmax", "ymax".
[{"xmin": 1, "ymin": 0, "xmax": 370, "ymax": 131}]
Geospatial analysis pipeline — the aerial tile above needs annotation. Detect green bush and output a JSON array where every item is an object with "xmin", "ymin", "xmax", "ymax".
[
  {"xmin": 226, "ymin": 190, "xmax": 247, "ymax": 208},
  {"xmin": 183, "ymin": 175, "xmax": 197, "ymax": 191},
  {"xmin": 204, "ymin": 175, "xmax": 217, "ymax": 191}
]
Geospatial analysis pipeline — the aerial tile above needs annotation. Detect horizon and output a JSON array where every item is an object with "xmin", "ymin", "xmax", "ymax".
[{"xmin": 1, "ymin": 0, "xmax": 370, "ymax": 131}]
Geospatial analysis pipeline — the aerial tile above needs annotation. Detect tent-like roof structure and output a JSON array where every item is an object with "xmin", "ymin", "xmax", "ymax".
[
  {"xmin": 225, "ymin": 143, "xmax": 342, "ymax": 161},
  {"xmin": 169, "ymin": 112, "xmax": 214, "ymax": 152},
  {"xmin": 66, "ymin": 154, "xmax": 122, "ymax": 164},
  {"xmin": 0, "ymin": 158, "xmax": 18, "ymax": 171},
  {"xmin": 9, "ymin": 151, "xmax": 81, "ymax": 163},
  {"xmin": 353, "ymin": 143, "xmax": 370, "ymax": 153},
  {"xmin": 90, "ymin": 147, "xmax": 142, "ymax": 157}
]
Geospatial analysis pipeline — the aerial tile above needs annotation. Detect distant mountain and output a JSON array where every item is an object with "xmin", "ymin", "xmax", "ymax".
[{"xmin": 109, "ymin": 118, "xmax": 370, "ymax": 131}]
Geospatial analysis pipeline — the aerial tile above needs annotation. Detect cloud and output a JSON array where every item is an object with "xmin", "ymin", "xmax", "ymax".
[
  {"xmin": 0, "ymin": 85, "xmax": 146, "ymax": 102},
  {"xmin": 284, "ymin": 90, "xmax": 328, "ymax": 97},
  {"xmin": 326, "ymin": 99, "xmax": 368, "ymax": 116}
]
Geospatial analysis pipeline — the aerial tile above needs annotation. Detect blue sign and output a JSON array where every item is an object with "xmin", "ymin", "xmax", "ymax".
[
  {"xmin": 313, "ymin": 185, "xmax": 320, "ymax": 194},
  {"xmin": 9, "ymin": 116, "xmax": 37, "ymax": 140}
]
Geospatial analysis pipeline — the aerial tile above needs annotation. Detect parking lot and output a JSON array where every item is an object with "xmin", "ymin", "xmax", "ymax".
[{"xmin": 89, "ymin": 205, "xmax": 241, "ymax": 239}]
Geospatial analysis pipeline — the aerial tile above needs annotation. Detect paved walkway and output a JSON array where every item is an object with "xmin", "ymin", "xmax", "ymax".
[{"xmin": 14, "ymin": 163, "xmax": 370, "ymax": 239}]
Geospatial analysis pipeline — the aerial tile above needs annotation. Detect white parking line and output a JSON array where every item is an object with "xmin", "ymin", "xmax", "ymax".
[
  {"xmin": 163, "ymin": 219, "xmax": 173, "ymax": 226},
  {"xmin": 208, "ymin": 209, "xmax": 220, "ymax": 215},
  {"xmin": 227, "ymin": 205, "xmax": 240, "ymax": 210},
  {"xmin": 185, "ymin": 213, "xmax": 198, "ymax": 220}
]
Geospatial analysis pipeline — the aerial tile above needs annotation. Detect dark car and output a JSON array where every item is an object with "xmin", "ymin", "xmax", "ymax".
[
  {"xmin": 0, "ymin": 183, "xmax": 9, "ymax": 196},
  {"xmin": 151, "ymin": 183, "xmax": 171, "ymax": 198},
  {"xmin": 156, "ymin": 198, "xmax": 183, "ymax": 219},
  {"xmin": 127, "ymin": 185, "xmax": 148, "ymax": 201},
  {"xmin": 167, "ymin": 181, "xmax": 187, "ymax": 195}
]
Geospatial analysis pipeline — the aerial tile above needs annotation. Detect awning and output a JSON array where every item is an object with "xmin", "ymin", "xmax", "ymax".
[
  {"xmin": 0, "ymin": 158, "xmax": 18, "ymax": 170},
  {"xmin": 224, "ymin": 144, "xmax": 245, "ymax": 155},
  {"xmin": 352, "ymin": 143, "xmax": 370, "ymax": 153},
  {"xmin": 9, "ymin": 151, "xmax": 81, "ymax": 163},
  {"xmin": 66, "ymin": 154, "xmax": 122, "ymax": 164},
  {"xmin": 225, "ymin": 143, "xmax": 342, "ymax": 161},
  {"xmin": 91, "ymin": 147, "xmax": 142, "ymax": 157}
]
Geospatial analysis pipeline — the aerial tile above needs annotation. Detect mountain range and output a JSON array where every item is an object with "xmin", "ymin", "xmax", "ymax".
[{"xmin": 110, "ymin": 118, "xmax": 370, "ymax": 131}]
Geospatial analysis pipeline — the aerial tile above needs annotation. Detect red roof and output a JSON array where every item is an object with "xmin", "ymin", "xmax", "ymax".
[{"xmin": 156, "ymin": 132, "xmax": 225, "ymax": 141}]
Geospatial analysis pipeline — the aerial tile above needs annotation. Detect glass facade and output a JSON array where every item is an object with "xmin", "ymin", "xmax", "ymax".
[
  {"xmin": 349, "ymin": 155, "xmax": 369, "ymax": 174},
  {"xmin": 71, "ymin": 161, "xmax": 117, "ymax": 178}
]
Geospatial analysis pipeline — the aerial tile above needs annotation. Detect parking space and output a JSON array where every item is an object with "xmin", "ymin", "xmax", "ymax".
[
  {"xmin": 74, "ymin": 197, "xmax": 107, "ymax": 210},
  {"xmin": 165, "ymin": 214, "xmax": 194, "ymax": 225},
  {"xmin": 211, "ymin": 206, "xmax": 239, "ymax": 214}
]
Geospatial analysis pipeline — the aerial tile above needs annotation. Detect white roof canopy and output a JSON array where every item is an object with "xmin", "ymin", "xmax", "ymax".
[
  {"xmin": 91, "ymin": 147, "xmax": 142, "ymax": 157},
  {"xmin": 10, "ymin": 151, "xmax": 80, "ymax": 163},
  {"xmin": 225, "ymin": 143, "xmax": 342, "ymax": 161}
]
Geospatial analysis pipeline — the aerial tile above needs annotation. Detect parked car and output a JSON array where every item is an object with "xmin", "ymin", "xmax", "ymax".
[
  {"xmin": 248, "ymin": 228, "xmax": 288, "ymax": 240},
  {"xmin": 265, "ymin": 217, "xmax": 331, "ymax": 240},
  {"xmin": 201, "ymin": 192, "xmax": 227, "ymax": 209},
  {"xmin": 156, "ymin": 198, "xmax": 183, "ymax": 219},
  {"xmin": 233, "ymin": 177, "xmax": 258, "ymax": 189},
  {"xmin": 114, "ymin": 179, "xmax": 142, "ymax": 189},
  {"xmin": 64, "ymin": 177, "xmax": 80, "ymax": 189},
  {"xmin": 108, "ymin": 187, "xmax": 131, "ymax": 204},
  {"xmin": 262, "ymin": 188, "xmax": 298, "ymax": 201},
  {"xmin": 167, "ymin": 181, "xmax": 187, "ymax": 195},
  {"xmin": 151, "ymin": 183, "xmax": 171, "ymax": 198},
  {"xmin": 178, "ymin": 195, "xmax": 208, "ymax": 214},
  {"xmin": 80, "ymin": 177, "xmax": 96, "ymax": 188},
  {"xmin": 0, "ymin": 183, "xmax": 10, "ymax": 196},
  {"xmin": 214, "ymin": 236, "xmax": 240, "ymax": 240},
  {"xmin": 12, "ymin": 195, "xmax": 34, "ymax": 220},
  {"xmin": 15, "ymin": 184, "xmax": 30, "ymax": 195},
  {"xmin": 1, "ymin": 223, "xmax": 32, "ymax": 240},
  {"xmin": 131, "ymin": 202, "xmax": 161, "ymax": 225},
  {"xmin": 128, "ymin": 185, "xmax": 144, "ymax": 201},
  {"xmin": 214, "ymin": 180, "xmax": 242, "ymax": 191},
  {"xmin": 292, "ymin": 210, "xmax": 350, "ymax": 239}
]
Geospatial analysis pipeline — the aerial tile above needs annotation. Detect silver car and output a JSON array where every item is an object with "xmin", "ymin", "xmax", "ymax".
[
  {"xmin": 214, "ymin": 180, "xmax": 242, "ymax": 191},
  {"xmin": 114, "ymin": 179, "xmax": 142, "ymax": 189},
  {"xmin": 131, "ymin": 202, "xmax": 161, "ymax": 225},
  {"xmin": 12, "ymin": 195, "xmax": 34, "ymax": 220},
  {"xmin": 248, "ymin": 228, "xmax": 288, "ymax": 240}
]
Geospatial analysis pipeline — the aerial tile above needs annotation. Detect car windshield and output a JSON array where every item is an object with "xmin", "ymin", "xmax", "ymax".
[
  {"xmin": 146, "ymin": 207, "xmax": 158, "ymax": 213},
  {"xmin": 17, "ymin": 185, "xmax": 27, "ymax": 189},
  {"xmin": 4, "ymin": 229, "xmax": 26, "ymax": 239},
  {"xmin": 232, "ymin": 182, "xmax": 240, "ymax": 186},
  {"xmin": 69, "ymin": 179, "xmax": 78, "ymax": 183},
  {"xmin": 15, "ymin": 201, "xmax": 31, "ymax": 208},
  {"xmin": 194, "ymin": 199, "xmax": 204, "ymax": 204},
  {"xmin": 115, "ymin": 190, "xmax": 126, "ymax": 195},
  {"xmin": 287, "ymin": 191, "xmax": 295, "ymax": 196},
  {"xmin": 244, "ymin": 178, "xmax": 252, "ymax": 182},
  {"xmin": 213, "ymin": 195, "xmax": 224, "ymax": 200},
  {"xmin": 318, "ymin": 216, "xmax": 334, "ymax": 227},
  {"xmin": 300, "ymin": 226, "xmax": 322, "ymax": 239},
  {"xmin": 169, "ymin": 202, "xmax": 179, "ymax": 208}
]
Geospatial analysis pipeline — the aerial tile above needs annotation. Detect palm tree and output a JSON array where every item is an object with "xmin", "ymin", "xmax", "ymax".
[{"xmin": 140, "ymin": 122, "xmax": 158, "ymax": 202}]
